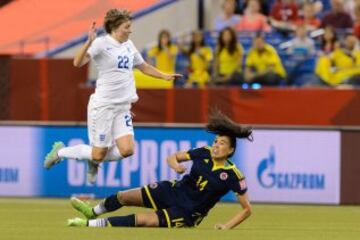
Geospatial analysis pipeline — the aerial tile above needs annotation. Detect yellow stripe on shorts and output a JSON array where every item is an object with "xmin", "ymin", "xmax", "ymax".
[
  {"xmin": 162, "ymin": 209, "xmax": 171, "ymax": 228},
  {"xmin": 144, "ymin": 185, "xmax": 158, "ymax": 211}
]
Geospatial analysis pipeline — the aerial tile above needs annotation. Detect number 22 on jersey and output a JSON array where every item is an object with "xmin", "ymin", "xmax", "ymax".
[
  {"xmin": 118, "ymin": 55, "xmax": 129, "ymax": 69},
  {"xmin": 196, "ymin": 176, "xmax": 208, "ymax": 191}
]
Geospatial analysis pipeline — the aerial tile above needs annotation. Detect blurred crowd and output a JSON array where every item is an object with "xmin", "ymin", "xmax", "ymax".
[{"xmin": 144, "ymin": 0, "xmax": 360, "ymax": 88}]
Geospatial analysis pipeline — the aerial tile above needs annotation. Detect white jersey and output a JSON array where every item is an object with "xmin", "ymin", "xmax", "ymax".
[{"xmin": 87, "ymin": 35, "xmax": 144, "ymax": 104}]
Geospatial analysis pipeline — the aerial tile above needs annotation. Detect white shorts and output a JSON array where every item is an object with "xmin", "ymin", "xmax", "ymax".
[{"xmin": 87, "ymin": 95, "xmax": 134, "ymax": 148}]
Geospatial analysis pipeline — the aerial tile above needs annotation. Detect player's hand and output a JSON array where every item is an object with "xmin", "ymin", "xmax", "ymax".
[
  {"xmin": 174, "ymin": 164, "xmax": 186, "ymax": 174},
  {"xmin": 214, "ymin": 223, "xmax": 228, "ymax": 230},
  {"xmin": 88, "ymin": 21, "xmax": 97, "ymax": 43},
  {"xmin": 163, "ymin": 73, "xmax": 183, "ymax": 81}
]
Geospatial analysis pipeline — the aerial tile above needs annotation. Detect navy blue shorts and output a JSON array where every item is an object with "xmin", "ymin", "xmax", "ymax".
[{"xmin": 141, "ymin": 181, "xmax": 205, "ymax": 228}]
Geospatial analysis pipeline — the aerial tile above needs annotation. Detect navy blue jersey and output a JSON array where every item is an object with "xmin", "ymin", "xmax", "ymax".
[{"xmin": 172, "ymin": 146, "xmax": 247, "ymax": 215}]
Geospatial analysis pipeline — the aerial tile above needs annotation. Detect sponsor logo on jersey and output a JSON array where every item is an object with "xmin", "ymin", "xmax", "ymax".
[{"xmin": 220, "ymin": 172, "xmax": 228, "ymax": 180}]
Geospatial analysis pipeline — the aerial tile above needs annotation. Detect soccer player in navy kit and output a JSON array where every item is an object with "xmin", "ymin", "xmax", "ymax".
[{"xmin": 68, "ymin": 110, "xmax": 253, "ymax": 230}]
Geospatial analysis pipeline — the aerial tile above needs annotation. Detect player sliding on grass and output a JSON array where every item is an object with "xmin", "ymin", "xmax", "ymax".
[
  {"xmin": 68, "ymin": 110, "xmax": 253, "ymax": 229},
  {"xmin": 43, "ymin": 8, "xmax": 182, "ymax": 184}
]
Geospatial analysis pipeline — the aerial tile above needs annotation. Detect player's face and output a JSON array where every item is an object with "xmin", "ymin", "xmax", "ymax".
[
  {"xmin": 211, "ymin": 135, "xmax": 234, "ymax": 160},
  {"xmin": 114, "ymin": 20, "xmax": 132, "ymax": 42}
]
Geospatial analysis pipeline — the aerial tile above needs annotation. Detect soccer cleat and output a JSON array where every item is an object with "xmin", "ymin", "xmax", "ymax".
[
  {"xmin": 44, "ymin": 141, "xmax": 65, "ymax": 169},
  {"xmin": 67, "ymin": 217, "xmax": 87, "ymax": 227},
  {"xmin": 70, "ymin": 197, "xmax": 96, "ymax": 219},
  {"xmin": 87, "ymin": 161, "xmax": 99, "ymax": 184}
]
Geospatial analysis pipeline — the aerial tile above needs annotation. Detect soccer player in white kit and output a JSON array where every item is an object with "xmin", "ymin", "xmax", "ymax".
[{"xmin": 44, "ymin": 9, "xmax": 182, "ymax": 184}]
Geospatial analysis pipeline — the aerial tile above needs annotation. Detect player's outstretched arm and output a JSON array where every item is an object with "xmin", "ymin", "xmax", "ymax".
[
  {"xmin": 136, "ymin": 62, "xmax": 183, "ymax": 81},
  {"xmin": 215, "ymin": 193, "xmax": 252, "ymax": 230},
  {"xmin": 73, "ymin": 22, "xmax": 96, "ymax": 67},
  {"xmin": 166, "ymin": 151, "xmax": 189, "ymax": 174}
]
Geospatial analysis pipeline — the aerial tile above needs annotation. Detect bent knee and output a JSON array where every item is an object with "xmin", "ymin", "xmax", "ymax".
[
  {"xmin": 116, "ymin": 191, "xmax": 126, "ymax": 205},
  {"xmin": 119, "ymin": 147, "xmax": 134, "ymax": 158},
  {"xmin": 92, "ymin": 148, "xmax": 107, "ymax": 162}
]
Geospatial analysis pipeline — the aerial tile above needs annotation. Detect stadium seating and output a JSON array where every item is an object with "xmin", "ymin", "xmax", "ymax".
[{"xmin": 0, "ymin": 0, "xmax": 160, "ymax": 55}]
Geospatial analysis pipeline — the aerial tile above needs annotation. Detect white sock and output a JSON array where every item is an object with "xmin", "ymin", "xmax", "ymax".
[
  {"xmin": 93, "ymin": 201, "xmax": 107, "ymax": 216},
  {"xmin": 88, "ymin": 218, "xmax": 108, "ymax": 227},
  {"xmin": 104, "ymin": 146, "xmax": 123, "ymax": 162},
  {"xmin": 58, "ymin": 144, "xmax": 92, "ymax": 160}
]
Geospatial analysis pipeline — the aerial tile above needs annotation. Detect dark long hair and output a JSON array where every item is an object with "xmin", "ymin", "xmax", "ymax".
[
  {"xmin": 206, "ymin": 109, "xmax": 253, "ymax": 157},
  {"xmin": 157, "ymin": 29, "xmax": 172, "ymax": 51},
  {"xmin": 188, "ymin": 30, "xmax": 206, "ymax": 56},
  {"xmin": 216, "ymin": 27, "xmax": 238, "ymax": 56}
]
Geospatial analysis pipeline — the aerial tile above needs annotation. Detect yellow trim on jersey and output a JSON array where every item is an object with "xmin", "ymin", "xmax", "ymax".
[
  {"xmin": 185, "ymin": 153, "xmax": 191, "ymax": 160},
  {"xmin": 232, "ymin": 167, "xmax": 245, "ymax": 180},
  {"xmin": 211, "ymin": 160, "xmax": 234, "ymax": 171},
  {"xmin": 204, "ymin": 146, "xmax": 212, "ymax": 151},
  {"xmin": 107, "ymin": 221, "xmax": 112, "ymax": 227},
  {"xmin": 144, "ymin": 185, "xmax": 158, "ymax": 210},
  {"xmin": 162, "ymin": 209, "xmax": 171, "ymax": 228}
]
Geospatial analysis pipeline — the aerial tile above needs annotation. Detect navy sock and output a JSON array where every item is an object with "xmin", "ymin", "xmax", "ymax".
[
  {"xmin": 107, "ymin": 214, "xmax": 136, "ymax": 227},
  {"xmin": 104, "ymin": 194, "xmax": 122, "ymax": 212}
]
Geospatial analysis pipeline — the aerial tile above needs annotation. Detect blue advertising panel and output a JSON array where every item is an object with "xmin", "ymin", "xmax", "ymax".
[
  {"xmin": 38, "ymin": 126, "xmax": 243, "ymax": 201},
  {"xmin": 1, "ymin": 125, "xmax": 340, "ymax": 204}
]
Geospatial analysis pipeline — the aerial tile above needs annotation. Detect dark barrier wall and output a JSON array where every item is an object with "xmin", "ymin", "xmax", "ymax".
[
  {"xmin": 133, "ymin": 88, "xmax": 360, "ymax": 126},
  {"xmin": 0, "ymin": 55, "xmax": 11, "ymax": 120},
  {"xmin": 9, "ymin": 58, "xmax": 87, "ymax": 121},
  {"xmin": 4, "ymin": 58, "xmax": 360, "ymax": 125},
  {"xmin": 10, "ymin": 58, "xmax": 42, "ymax": 120},
  {"xmin": 340, "ymin": 131, "xmax": 360, "ymax": 204}
]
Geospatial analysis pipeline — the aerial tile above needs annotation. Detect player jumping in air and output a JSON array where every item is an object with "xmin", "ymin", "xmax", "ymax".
[{"xmin": 44, "ymin": 8, "xmax": 182, "ymax": 184}]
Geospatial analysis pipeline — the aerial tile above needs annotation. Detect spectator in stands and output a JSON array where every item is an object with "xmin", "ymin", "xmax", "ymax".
[
  {"xmin": 316, "ymin": 34, "xmax": 360, "ymax": 86},
  {"xmin": 296, "ymin": 0, "xmax": 323, "ymax": 16},
  {"xmin": 320, "ymin": 0, "xmax": 353, "ymax": 30},
  {"xmin": 287, "ymin": 24, "xmax": 315, "ymax": 57},
  {"xmin": 244, "ymin": 32, "xmax": 286, "ymax": 85},
  {"xmin": 343, "ymin": 0, "xmax": 360, "ymax": 20},
  {"xmin": 184, "ymin": 30, "xmax": 213, "ymax": 87},
  {"xmin": 269, "ymin": 0, "xmax": 299, "ymax": 35},
  {"xmin": 318, "ymin": 25, "xmax": 339, "ymax": 55},
  {"xmin": 212, "ymin": 27, "xmax": 244, "ymax": 86},
  {"xmin": 146, "ymin": 30, "xmax": 179, "ymax": 88},
  {"xmin": 235, "ymin": 0, "xmax": 271, "ymax": 33},
  {"xmin": 286, "ymin": 24, "xmax": 316, "ymax": 85},
  {"xmin": 214, "ymin": 0, "xmax": 241, "ymax": 31},
  {"xmin": 352, "ymin": 3, "xmax": 360, "ymax": 39},
  {"xmin": 236, "ymin": 0, "xmax": 270, "ymax": 15},
  {"xmin": 295, "ymin": 2, "xmax": 321, "ymax": 32}
]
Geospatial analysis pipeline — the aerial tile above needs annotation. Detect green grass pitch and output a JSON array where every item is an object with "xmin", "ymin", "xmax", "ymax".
[{"xmin": 0, "ymin": 198, "xmax": 359, "ymax": 240}]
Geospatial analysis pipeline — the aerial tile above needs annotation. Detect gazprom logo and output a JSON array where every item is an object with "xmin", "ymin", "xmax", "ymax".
[{"xmin": 257, "ymin": 147, "xmax": 325, "ymax": 190}]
